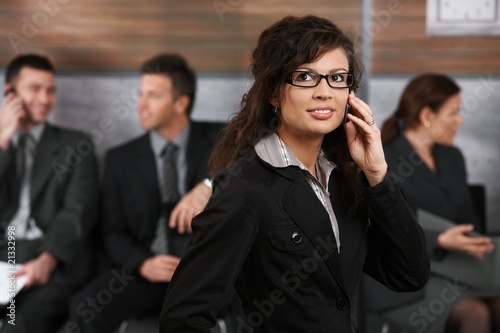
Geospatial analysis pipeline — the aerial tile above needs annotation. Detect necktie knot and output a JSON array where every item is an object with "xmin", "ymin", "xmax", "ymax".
[
  {"xmin": 19, "ymin": 132, "xmax": 34, "ymax": 149},
  {"xmin": 162, "ymin": 142, "xmax": 178, "ymax": 158}
]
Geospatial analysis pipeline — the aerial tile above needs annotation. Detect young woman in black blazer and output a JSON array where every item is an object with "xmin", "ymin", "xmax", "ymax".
[
  {"xmin": 381, "ymin": 74, "xmax": 500, "ymax": 333},
  {"xmin": 159, "ymin": 15, "xmax": 430, "ymax": 333}
]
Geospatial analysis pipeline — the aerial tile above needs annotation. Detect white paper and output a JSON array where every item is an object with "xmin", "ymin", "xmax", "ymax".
[{"xmin": 0, "ymin": 261, "xmax": 27, "ymax": 305}]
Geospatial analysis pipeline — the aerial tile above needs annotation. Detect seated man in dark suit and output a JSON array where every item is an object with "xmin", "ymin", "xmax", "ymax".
[
  {"xmin": 0, "ymin": 55, "xmax": 99, "ymax": 333},
  {"xmin": 67, "ymin": 53, "xmax": 226, "ymax": 332}
]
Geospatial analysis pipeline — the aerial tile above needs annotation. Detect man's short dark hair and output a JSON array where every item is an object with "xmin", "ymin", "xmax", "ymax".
[
  {"xmin": 5, "ymin": 54, "xmax": 55, "ymax": 84},
  {"xmin": 141, "ymin": 54, "xmax": 196, "ymax": 116}
]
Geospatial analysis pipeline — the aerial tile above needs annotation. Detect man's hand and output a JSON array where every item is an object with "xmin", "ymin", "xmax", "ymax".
[
  {"xmin": 437, "ymin": 224, "xmax": 494, "ymax": 258},
  {"xmin": 0, "ymin": 91, "xmax": 24, "ymax": 150},
  {"xmin": 16, "ymin": 252, "xmax": 58, "ymax": 289},
  {"xmin": 138, "ymin": 254, "xmax": 181, "ymax": 283},
  {"xmin": 169, "ymin": 181, "xmax": 212, "ymax": 234}
]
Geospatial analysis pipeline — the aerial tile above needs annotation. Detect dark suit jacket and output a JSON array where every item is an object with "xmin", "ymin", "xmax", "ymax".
[
  {"xmin": 385, "ymin": 134, "xmax": 480, "ymax": 235},
  {"xmin": 0, "ymin": 124, "xmax": 99, "ymax": 288},
  {"xmin": 160, "ymin": 150, "xmax": 430, "ymax": 333},
  {"xmin": 101, "ymin": 121, "xmax": 224, "ymax": 273}
]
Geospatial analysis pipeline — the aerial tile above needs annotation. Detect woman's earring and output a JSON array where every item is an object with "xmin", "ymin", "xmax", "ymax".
[
  {"xmin": 273, "ymin": 105, "xmax": 278, "ymax": 113},
  {"xmin": 424, "ymin": 121, "xmax": 431, "ymax": 128}
]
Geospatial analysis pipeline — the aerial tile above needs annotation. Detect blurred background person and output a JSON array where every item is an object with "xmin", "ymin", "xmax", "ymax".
[
  {"xmin": 67, "ymin": 53, "xmax": 229, "ymax": 333},
  {"xmin": 0, "ymin": 54, "xmax": 99, "ymax": 333},
  {"xmin": 379, "ymin": 73, "xmax": 500, "ymax": 333}
]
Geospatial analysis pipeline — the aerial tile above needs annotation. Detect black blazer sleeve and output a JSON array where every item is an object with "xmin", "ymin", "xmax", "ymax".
[
  {"xmin": 160, "ymin": 169, "xmax": 259, "ymax": 333},
  {"xmin": 362, "ymin": 170, "xmax": 431, "ymax": 291},
  {"xmin": 0, "ymin": 145, "xmax": 18, "ymax": 227}
]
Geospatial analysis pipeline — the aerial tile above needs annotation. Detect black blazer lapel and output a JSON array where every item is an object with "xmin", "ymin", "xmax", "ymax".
[
  {"xmin": 275, "ymin": 166, "xmax": 347, "ymax": 294},
  {"xmin": 131, "ymin": 133, "xmax": 160, "ymax": 201},
  {"xmin": 31, "ymin": 125, "xmax": 60, "ymax": 202},
  {"xmin": 185, "ymin": 122, "xmax": 215, "ymax": 189},
  {"xmin": 393, "ymin": 135, "xmax": 448, "ymax": 193},
  {"xmin": 329, "ymin": 169, "xmax": 369, "ymax": 284}
]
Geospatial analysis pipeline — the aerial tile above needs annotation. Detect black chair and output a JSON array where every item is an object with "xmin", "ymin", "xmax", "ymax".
[{"xmin": 468, "ymin": 184, "xmax": 487, "ymax": 234}]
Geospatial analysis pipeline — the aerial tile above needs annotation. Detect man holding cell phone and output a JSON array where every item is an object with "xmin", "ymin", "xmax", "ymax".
[{"xmin": 0, "ymin": 54, "xmax": 99, "ymax": 333}]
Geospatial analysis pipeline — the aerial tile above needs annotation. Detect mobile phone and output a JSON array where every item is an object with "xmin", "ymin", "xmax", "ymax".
[
  {"xmin": 344, "ymin": 104, "xmax": 351, "ymax": 123},
  {"xmin": 4, "ymin": 87, "xmax": 16, "ymax": 97}
]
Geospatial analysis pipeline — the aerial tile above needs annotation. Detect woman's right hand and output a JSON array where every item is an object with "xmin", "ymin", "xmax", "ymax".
[{"xmin": 437, "ymin": 224, "xmax": 494, "ymax": 258}]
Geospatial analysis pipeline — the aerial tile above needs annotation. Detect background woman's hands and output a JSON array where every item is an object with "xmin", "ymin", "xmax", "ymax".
[
  {"xmin": 343, "ymin": 91, "xmax": 387, "ymax": 186},
  {"xmin": 437, "ymin": 224, "xmax": 494, "ymax": 258}
]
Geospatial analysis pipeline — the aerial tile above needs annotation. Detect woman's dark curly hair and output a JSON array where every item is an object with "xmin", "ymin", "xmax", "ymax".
[{"xmin": 209, "ymin": 15, "xmax": 364, "ymax": 210}]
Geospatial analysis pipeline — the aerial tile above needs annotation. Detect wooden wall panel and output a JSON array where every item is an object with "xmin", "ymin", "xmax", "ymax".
[
  {"xmin": 371, "ymin": 0, "xmax": 500, "ymax": 74},
  {"xmin": 0, "ymin": 0, "xmax": 362, "ymax": 72}
]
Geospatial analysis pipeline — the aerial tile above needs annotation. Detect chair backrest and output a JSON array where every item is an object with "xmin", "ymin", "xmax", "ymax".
[{"xmin": 469, "ymin": 184, "xmax": 486, "ymax": 234}]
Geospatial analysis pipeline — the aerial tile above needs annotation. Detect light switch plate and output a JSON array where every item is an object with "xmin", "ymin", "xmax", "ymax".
[{"xmin": 427, "ymin": 0, "xmax": 500, "ymax": 35}]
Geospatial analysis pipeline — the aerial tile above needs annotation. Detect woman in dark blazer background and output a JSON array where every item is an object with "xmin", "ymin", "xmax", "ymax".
[
  {"xmin": 159, "ymin": 15, "xmax": 430, "ymax": 333},
  {"xmin": 380, "ymin": 74, "xmax": 500, "ymax": 333}
]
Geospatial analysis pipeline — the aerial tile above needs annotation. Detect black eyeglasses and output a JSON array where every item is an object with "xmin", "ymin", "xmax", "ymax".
[{"xmin": 286, "ymin": 71, "xmax": 354, "ymax": 89}]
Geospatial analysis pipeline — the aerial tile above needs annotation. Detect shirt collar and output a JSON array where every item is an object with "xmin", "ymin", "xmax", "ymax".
[
  {"xmin": 254, "ymin": 133, "xmax": 336, "ymax": 177},
  {"xmin": 149, "ymin": 122, "xmax": 191, "ymax": 157},
  {"xmin": 14, "ymin": 123, "xmax": 46, "ymax": 146}
]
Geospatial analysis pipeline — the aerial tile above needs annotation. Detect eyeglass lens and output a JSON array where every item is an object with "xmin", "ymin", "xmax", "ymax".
[{"xmin": 290, "ymin": 71, "xmax": 353, "ymax": 88}]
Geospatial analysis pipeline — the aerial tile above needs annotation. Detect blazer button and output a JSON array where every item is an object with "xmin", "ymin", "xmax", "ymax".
[
  {"xmin": 291, "ymin": 232, "xmax": 302, "ymax": 244},
  {"xmin": 336, "ymin": 297, "xmax": 349, "ymax": 311}
]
